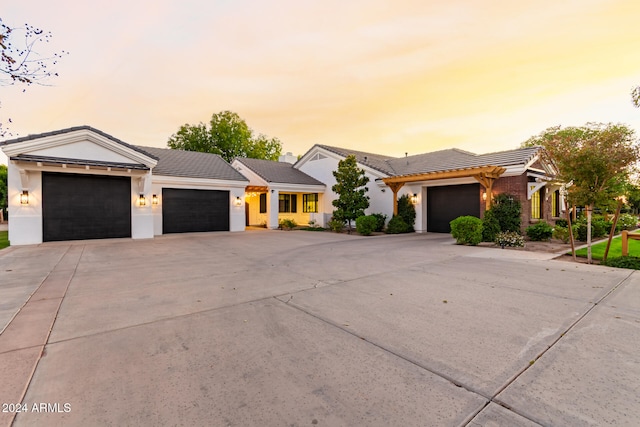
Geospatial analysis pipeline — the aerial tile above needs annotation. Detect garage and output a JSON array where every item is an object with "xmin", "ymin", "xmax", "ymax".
[
  {"xmin": 162, "ymin": 188, "xmax": 229, "ymax": 233},
  {"xmin": 427, "ymin": 183, "xmax": 480, "ymax": 233},
  {"xmin": 42, "ymin": 172, "xmax": 132, "ymax": 242}
]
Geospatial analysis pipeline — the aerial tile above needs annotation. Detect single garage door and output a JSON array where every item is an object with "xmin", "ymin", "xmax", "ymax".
[
  {"xmin": 427, "ymin": 183, "xmax": 480, "ymax": 233},
  {"xmin": 162, "ymin": 188, "xmax": 229, "ymax": 233},
  {"xmin": 42, "ymin": 172, "xmax": 131, "ymax": 242}
]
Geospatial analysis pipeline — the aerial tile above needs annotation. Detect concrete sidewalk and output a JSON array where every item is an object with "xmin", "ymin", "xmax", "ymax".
[{"xmin": 0, "ymin": 231, "xmax": 638, "ymax": 426}]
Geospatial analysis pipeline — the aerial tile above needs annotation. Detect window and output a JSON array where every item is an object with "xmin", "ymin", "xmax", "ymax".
[
  {"xmin": 531, "ymin": 190, "xmax": 541, "ymax": 219},
  {"xmin": 303, "ymin": 193, "xmax": 318, "ymax": 213},
  {"xmin": 552, "ymin": 190, "xmax": 560, "ymax": 217},
  {"xmin": 259, "ymin": 193, "xmax": 267, "ymax": 213},
  {"xmin": 279, "ymin": 194, "xmax": 297, "ymax": 213}
]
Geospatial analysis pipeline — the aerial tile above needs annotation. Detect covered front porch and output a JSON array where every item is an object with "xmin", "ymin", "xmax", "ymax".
[{"xmin": 244, "ymin": 185, "xmax": 325, "ymax": 229}]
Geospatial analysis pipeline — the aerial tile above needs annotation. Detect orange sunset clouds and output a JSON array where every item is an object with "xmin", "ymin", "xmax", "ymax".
[{"xmin": 2, "ymin": 0, "xmax": 639, "ymax": 162}]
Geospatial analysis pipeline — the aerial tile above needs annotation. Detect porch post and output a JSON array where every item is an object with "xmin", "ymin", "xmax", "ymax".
[
  {"xmin": 387, "ymin": 182, "xmax": 404, "ymax": 216},
  {"xmin": 268, "ymin": 189, "xmax": 279, "ymax": 229}
]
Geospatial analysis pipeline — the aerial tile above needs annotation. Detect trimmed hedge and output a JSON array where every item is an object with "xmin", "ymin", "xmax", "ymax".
[
  {"xmin": 450, "ymin": 216, "xmax": 483, "ymax": 245},
  {"xmin": 526, "ymin": 221, "xmax": 553, "ymax": 241},
  {"xmin": 356, "ymin": 215, "xmax": 378, "ymax": 236}
]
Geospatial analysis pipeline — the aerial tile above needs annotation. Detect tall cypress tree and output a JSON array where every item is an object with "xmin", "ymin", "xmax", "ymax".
[{"xmin": 331, "ymin": 155, "xmax": 370, "ymax": 232}]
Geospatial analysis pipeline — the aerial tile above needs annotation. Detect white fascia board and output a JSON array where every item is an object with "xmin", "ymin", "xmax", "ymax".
[
  {"xmin": 499, "ymin": 165, "xmax": 527, "ymax": 177},
  {"xmin": 10, "ymin": 160, "xmax": 148, "ymax": 177},
  {"xmin": 269, "ymin": 183, "xmax": 326, "ymax": 193},
  {"xmin": 151, "ymin": 175, "xmax": 248, "ymax": 189},
  {"xmin": 2, "ymin": 129, "xmax": 157, "ymax": 168}
]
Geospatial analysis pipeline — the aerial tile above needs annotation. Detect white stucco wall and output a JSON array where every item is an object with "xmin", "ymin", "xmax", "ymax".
[
  {"xmin": 296, "ymin": 150, "xmax": 394, "ymax": 225},
  {"xmin": 6, "ymin": 165, "xmax": 43, "ymax": 245}
]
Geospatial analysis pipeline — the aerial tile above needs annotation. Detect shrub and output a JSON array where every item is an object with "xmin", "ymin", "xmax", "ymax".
[
  {"xmin": 495, "ymin": 231, "xmax": 525, "ymax": 248},
  {"xmin": 552, "ymin": 225, "xmax": 571, "ymax": 243},
  {"xmin": 279, "ymin": 218, "xmax": 297, "ymax": 230},
  {"xmin": 555, "ymin": 218, "xmax": 568, "ymax": 228},
  {"xmin": 526, "ymin": 221, "xmax": 554, "ymax": 241},
  {"xmin": 397, "ymin": 194, "xmax": 416, "ymax": 232},
  {"xmin": 450, "ymin": 216, "xmax": 483, "ymax": 245},
  {"xmin": 616, "ymin": 213, "xmax": 638, "ymax": 232},
  {"xmin": 370, "ymin": 213, "xmax": 387, "ymax": 232},
  {"xmin": 356, "ymin": 215, "xmax": 377, "ymax": 236},
  {"xmin": 491, "ymin": 194, "xmax": 522, "ymax": 232},
  {"xmin": 328, "ymin": 218, "xmax": 344, "ymax": 233},
  {"xmin": 576, "ymin": 215, "xmax": 608, "ymax": 241},
  {"xmin": 602, "ymin": 256, "xmax": 640, "ymax": 270},
  {"xmin": 385, "ymin": 215, "xmax": 410, "ymax": 234},
  {"xmin": 482, "ymin": 209, "xmax": 500, "ymax": 242}
]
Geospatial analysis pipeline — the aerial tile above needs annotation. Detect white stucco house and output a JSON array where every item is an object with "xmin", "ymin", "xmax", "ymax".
[
  {"xmin": 293, "ymin": 143, "xmax": 560, "ymax": 233},
  {"xmin": 0, "ymin": 126, "xmax": 248, "ymax": 245},
  {"xmin": 1, "ymin": 125, "xmax": 560, "ymax": 245},
  {"xmin": 231, "ymin": 157, "xmax": 325, "ymax": 229}
]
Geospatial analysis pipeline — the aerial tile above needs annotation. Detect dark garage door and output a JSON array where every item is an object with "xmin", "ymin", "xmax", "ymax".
[
  {"xmin": 42, "ymin": 172, "xmax": 131, "ymax": 242},
  {"xmin": 427, "ymin": 183, "xmax": 480, "ymax": 233},
  {"xmin": 162, "ymin": 188, "xmax": 229, "ymax": 233}
]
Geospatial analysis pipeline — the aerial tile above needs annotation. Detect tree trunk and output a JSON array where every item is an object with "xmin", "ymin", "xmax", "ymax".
[
  {"xmin": 587, "ymin": 205, "xmax": 593, "ymax": 264},
  {"xmin": 603, "ymin": 199, "xmax": 623, "ymax": 262},
  {"xmin": 565, "ymin": 199, "xmax": 576, "ymax": 261}
]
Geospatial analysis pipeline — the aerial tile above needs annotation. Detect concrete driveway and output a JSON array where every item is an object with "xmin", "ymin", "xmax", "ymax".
[{"xmin": 0, "ymin": 230, "xmax": 638, "ymax": 426}]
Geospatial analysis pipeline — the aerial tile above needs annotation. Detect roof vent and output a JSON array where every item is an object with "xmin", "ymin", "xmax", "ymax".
[{"xmin": 363, "ymin": 156, "xmax": 368, "ymax": 163}]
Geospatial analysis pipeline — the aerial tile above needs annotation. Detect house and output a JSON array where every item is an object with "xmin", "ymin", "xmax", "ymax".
[
  {"xmin": 0, "ymin": 126, "xmax": 248, "ymax": 245},
  {"xmin": 1, "ymin": 125, "xmax": 561, "ymax": 245},
  {"xmin": 293, "ymin": 144, "xmax": 560, "ymax": 233},
  {"xmin": 231, "ymin": 156, "xmax": 325, "ymax": 229}
]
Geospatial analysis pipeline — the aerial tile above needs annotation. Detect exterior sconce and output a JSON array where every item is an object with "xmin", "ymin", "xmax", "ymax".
[
  {"xmin": 482, "ymin": 191, "xmax": 487, "ymax": 201},
  {"xmin": 138, "ymin": 194, "xmax": 147, "ymax": 206},
  {"xmin": 20, "ymin": 190, "xmax": 29, "ymax": 205},
  {"xmin": 234, "ymin": 196, "xmax": 242, "ymax": 207},
  {"xmin": 152, "ymin": 194, "xmax": 159, "ymax": 205},
  {"xmin": 410, "ymin": 194, "xmax": 418, "ymax": 204}
]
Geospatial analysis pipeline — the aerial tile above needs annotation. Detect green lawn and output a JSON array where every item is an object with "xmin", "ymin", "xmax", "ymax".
[
  {"xmin": 574, "ymin": 234, "xmax": 640, "ymax": 260},
  {"xmin": 0, "ymin": 231, "xmax": 8, "ymax": 250}
]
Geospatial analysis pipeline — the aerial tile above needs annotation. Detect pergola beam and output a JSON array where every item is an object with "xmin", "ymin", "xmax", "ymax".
[{"xmin": 382, "ymin": 165, "xmax": 506, "ymax": 213}]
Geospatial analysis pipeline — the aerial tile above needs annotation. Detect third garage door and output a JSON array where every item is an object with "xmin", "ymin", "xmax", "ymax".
[
  {"xmin": 427, "ymin": 184, "xmax": 480, "ymax": 233},
  {"xmin": 162, "ymin": 188, "xmax": 229, "ymax": 234}
]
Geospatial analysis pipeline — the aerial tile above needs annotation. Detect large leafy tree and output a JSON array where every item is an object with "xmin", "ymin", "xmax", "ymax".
[
  {"xmin": 1, "ymin": 18, "xmax": 68, "ymax": 137},
  {"xmin": 524, "ymin": 123, "xmax": 640, "ymax": 263},
  {"xmin": 331, "ymin": 155, "xmax": 369, "ymax": 232},
  {"xmin": 167, "ymin": 111, "xmax": 282, "ymax": 162}
]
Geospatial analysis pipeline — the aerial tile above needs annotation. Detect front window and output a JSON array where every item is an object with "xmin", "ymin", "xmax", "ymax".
[
  {"xmin": 303, "ymin": 193, "xmax": 318, "ymax": 213},
  {"xmin": 531, "ymin": 190, "xmax": 541, "ymax": 219},
  {"xmin": 279, "ymin": 194, "xmax": 297, "ymax": 213},
  {"xmin": 552, "ymin": 190, "xmax": 560, "ymax": 217}
]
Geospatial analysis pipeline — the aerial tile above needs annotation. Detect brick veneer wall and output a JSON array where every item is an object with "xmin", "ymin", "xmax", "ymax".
[{"xmin": 481, "ymin": 174, "xmax": 560, "ymax": 233}]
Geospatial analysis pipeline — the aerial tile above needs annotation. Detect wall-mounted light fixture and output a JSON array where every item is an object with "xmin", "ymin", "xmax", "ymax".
[
  {"xmin": 152, "ymin": 194, "xmax": 159, "ymax": 205},
  {"xmin": 410, "ymin": 193, "xmax": 418, "ymax": 205},
  {"xmin": 482, "ymin": 191, "xmax": 487, "ymax": 201},
  {"xmin": 234, "ymin": 196, "xmax": 242, "ymax": 207},
  {"xmin": 138, "ymin": 194, "xmax": 147, "ymax": 206},
  {"xmin": 20, "ymin": 190, "xmax": 29, "ymax": 205}
]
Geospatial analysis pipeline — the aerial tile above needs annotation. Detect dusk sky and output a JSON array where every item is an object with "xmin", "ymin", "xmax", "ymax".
[{"xmin": 2, "ymin": 0, "xmax": 639, "ymax": 165}]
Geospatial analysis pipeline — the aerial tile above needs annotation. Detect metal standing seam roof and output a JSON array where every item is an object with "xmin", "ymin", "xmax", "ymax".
[
  {"xmin": 0, "ymin": 125, "xmax": 159, "ymax": 160},
  {"xmin": 235, "ymin": 157, "xmax": 324, "ymax": 186},
  {"xmin": 138, "ymin": 146, "xmax": 248, "ymax": 181}
]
